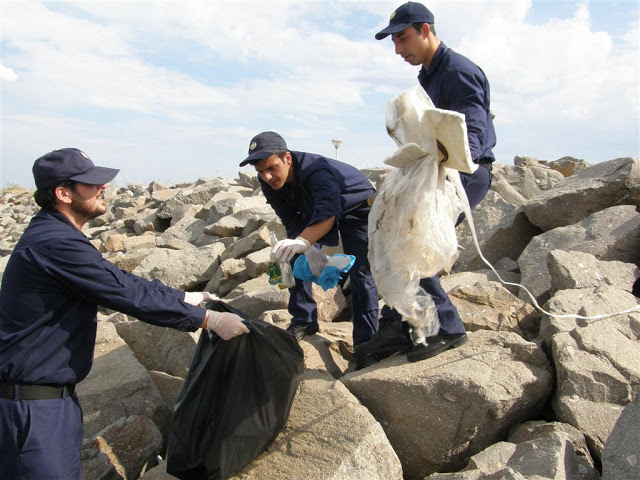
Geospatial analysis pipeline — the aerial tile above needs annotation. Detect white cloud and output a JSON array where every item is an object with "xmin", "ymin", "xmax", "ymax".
[
  {"xmin": 0, "ymin": 64, "xmax": 18, "ymax": 82},
  {"xmin": 1, "ymin": 0, "xmax": 638, "ymax": 188}
]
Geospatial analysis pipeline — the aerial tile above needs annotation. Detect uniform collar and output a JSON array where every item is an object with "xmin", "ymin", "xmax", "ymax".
[{"xmin": 419, "ymin": 41, "xmax": 448, "ymax": 78}]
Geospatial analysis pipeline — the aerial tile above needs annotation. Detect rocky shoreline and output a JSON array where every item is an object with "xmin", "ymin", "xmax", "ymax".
[{"xmin": 1, "ymin": 155, "xmax": 638, "ymax": 480}]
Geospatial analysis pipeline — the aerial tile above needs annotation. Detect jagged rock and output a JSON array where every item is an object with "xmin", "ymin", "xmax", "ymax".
[
  {"xmin": 425, "ymin": 432, "xmax": 599, "ymax": 479},
  {"xmin": 539, "ymin": 285, "xmax": 640, "ymax": 347},
  {"xmin": 148, "ymin": 371, "xmax": 184, "ymax": 411},
  {"xmin": 361, "ymin": 167, "xmax": 390, "ymax": 190},
  {"xmin": 155, "ymin": 179, "xmax": 229, "ymax": 219},
  {"xmin": 448, "ymin": 281, "xmax": 539, "ymax": 340},
  {"xmin": 547, "ymin": 249, "xmax": 639, "ymax": 293},
  {"xmin": 518, "ymin": 205, "xmax": 640, "ymax": 304},
  {"xmin": 110, "ymin": 248, "xmax": 156, "ymax": 272},
  {"xmin": 300, "ymin": 321, "xmax": 353, "ymax": 378},
  {"xmin": 602, "ymin": 400, "xmax": 640, "ymax": 480},
  {"xmin": 111, "ymin": 318, "xmax": 200, "ymax": 379},
  {"xmin": 548, "ymin": 305, "xmax": 639, "ymax": 461},
  {"xmin": 206, "ymin": 204, "xmax": 276, "ymax": 237},
  {"xmin": 219, "ymin": 223, "xmax": 272, "ymax": 262},
  {"xmin": 205, "ymin": 190, "xmax": 245, "ymax": 223},
  {"xmin": 441, "ymin": 269, "xmax": 521, "ymax": 297},
  {"xmin": 224, "ymin": 274, "xmax": 290, "ymax": 317},
  {"xmin": 341, "ymin": 330, "xmax": 552, "ymax": 478},
  {"xmin": 123, "ymin": 234, "xmax": 157, "ymax": 253},
  {"xmin": 244, "ymin": 246, "xmax": 271, "ymax": 277},
  {"xmin": 104, "ymin": 233, "xmax": 128, "ymax": 252},
  {"xmin": 132, "ymin": 243, "xmax": 224, "ymax": 290},
  {"xmin": 259, "ymin": 308, "xmax": 290, "ymax": 325},
  {"xmin": 523, "ymin": 157, "xmax": 640, "ymax": 231},
  {"xmin": 159, "ymin": 216, "xmax": 207, "ymax": 244},
  {"xmin": 496, "ymin": 161, "xmax": 566, "ymax": 200},
  {"xmin": 508, "ymin": 420, "xmax": 595, "ymax": 468},
  {"xmin": 77, "ymin": 321, "xmax": 171, "ymax": 440},
  {"xmin": 82, "ymin": 415, "xmax": 162, "ymax": 480},
  {"xmin": 235, "ymin": 171, "xmax": 260, "ymax": 190},
  {"xmin": 545, "ymin": 156, "xmax": 591, "ymax": 178},
  {"xmin": 205, "ymin": 257, "xmax": 251, "ymax": 297},
  {"xmin": 456, "ymin": 204, "xmax": 543, "ymax": 273}
]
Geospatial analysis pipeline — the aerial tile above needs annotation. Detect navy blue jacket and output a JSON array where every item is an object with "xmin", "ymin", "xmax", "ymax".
[
  {"xmin": 0, "ymin": 209, "xmax": 205, "ymax": 386},
  {"xmin": 418, "ymin": 42, "xmax": 496, "ymax": 163},
  {"xmin": 260, "ymin": 151, "xmax": 374, "ymax": 246}
]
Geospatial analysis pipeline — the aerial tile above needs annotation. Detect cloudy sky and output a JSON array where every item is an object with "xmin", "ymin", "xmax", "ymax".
[{"xmin": 1, "ymin": 0, "xmax": 638, "ymax": 189}]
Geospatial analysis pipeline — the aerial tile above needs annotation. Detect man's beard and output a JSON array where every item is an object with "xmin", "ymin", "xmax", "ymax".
[{"xmin": 70, "ymin": 194, "xmax": 106, "ymax": 220}]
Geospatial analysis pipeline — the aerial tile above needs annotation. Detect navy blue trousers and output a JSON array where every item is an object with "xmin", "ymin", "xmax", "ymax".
[
  {"xmin": 381, "ymin": 166, "xmax": 492, "ymax": 335},
  {"xmin": 0, "ymin": 394, "xmax": 83, "ymax": 479},
  {"xmin": 289, "ymin": 212, "xmax": 379, "ymax": 351}
]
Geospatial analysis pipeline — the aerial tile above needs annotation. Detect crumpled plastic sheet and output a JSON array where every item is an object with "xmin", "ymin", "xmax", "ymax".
[
  {"xmin": 293, "ymin": 253, "xmax": 356, "ymax": 291},
  {"xmin": 368, "ymin": 86, "xmax": 472, "ymax": 343}
]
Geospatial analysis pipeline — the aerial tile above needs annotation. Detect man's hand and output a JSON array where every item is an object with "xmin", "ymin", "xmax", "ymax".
[
  {"xmin": 272, "ymin": 237, "xmax": 310, "ymax": 263},
  {"xmin": 206, "ymin": 311, "xmax": 249, "ymax": 340},
  {"xmin": 184, "ymin": 291, "xmax": 219, "ymax": 307}
]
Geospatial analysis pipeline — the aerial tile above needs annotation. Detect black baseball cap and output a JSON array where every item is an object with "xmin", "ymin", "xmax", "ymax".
[
  {"xmin": 32, "ymin": 148, "xmax": 120, "ymax": 190},
  {"xmin": 239, "ymin": 131, "xmax": 288, "ymax": 167},
  {"xmin": 375, "ymin": 2, "xmax": 435, "ymax": 40}
]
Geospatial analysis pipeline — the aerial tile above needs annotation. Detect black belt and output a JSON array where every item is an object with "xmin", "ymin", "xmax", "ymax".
[{"xmin": 0, "ymin": 382, "xmax": 76, "ymax": 400}]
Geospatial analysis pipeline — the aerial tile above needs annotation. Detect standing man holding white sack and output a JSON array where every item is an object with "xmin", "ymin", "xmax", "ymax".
[{"xmin": 357, "ymin": 1, "xmax": 495, "ymax": 362}]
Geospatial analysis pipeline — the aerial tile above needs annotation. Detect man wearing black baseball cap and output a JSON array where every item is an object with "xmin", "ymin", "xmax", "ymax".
[
  {"xmin": 357, "ymin": 2, "xmax": 496, "ymax": 362},
  {"xmin": 240, "ymin": 132, "xmax": 380, "ymax": 370},
  {"xmin": 0, "ymin": 148, "xmax": 248, "ymax": 478}
]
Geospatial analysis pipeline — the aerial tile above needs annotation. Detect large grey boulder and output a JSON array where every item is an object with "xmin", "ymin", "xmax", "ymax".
[
  {"xmin": 518, "ymin": 205, "xmax": 640, "ymax": 304},
  {"xmin": 341, "ymin": 330, "xmax": 552, "ymax": 479},
  {"xmin": 550, "ymin": 309, "xmax": 640, "ymax": 461},
  {"xmin": 111, "ymin": 318, "xmax": 200, "ymax": 379},
  {"xmin": 205, "ymin": 257, "xmax": 250, "ymax": 297},
  {"xmin": 424, "ymin": 432, "xmax": 600, "ymax": 479},
  {"xmin": 224, "ymin": 274, "xmax": 290, "ymax": 317},
  {"xmin": 508, "ymin": 420, "xmax": 595, "ymax": 468},
  {"xmin": 455, "ymin": 204, "xmax": 542, "ymax": 273},
  {"xmin": 523, "ymin": 157, "xmax": 640, "ymax": 231},
  {"xmin": 77, "ymin": 321, "xmax": 171, "ymax": 440},
  {"xmin": 159, "ymin": 216, "xmax": 207, "ymax": 244},
  {"xmin": 495, "ymin": 161, "xmax": 566, "ymax": 200},
  {"xmin": 230, "ymin": 370, "xmax": 403, "ymax": 479},
  {"xmin": 547, "ymin": 249, "xmax": 639, "ymax": 294},
  {"xmin": 602, "ymin": 400, "xmax": 640, "ymax": 480},
  {"xmin": 132, "ymin": 243, "xmax": 225, "ymax": 290}
]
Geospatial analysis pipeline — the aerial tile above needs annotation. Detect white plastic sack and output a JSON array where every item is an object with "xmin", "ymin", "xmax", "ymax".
[{"xmin": 368, "ymin": 86, "xmax": 473, "ymax": 342}]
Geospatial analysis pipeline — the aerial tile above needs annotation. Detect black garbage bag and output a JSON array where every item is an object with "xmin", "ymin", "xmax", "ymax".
[{"xmin": 166, "ymin": 301, "xmax": 304, "ymax": 479}]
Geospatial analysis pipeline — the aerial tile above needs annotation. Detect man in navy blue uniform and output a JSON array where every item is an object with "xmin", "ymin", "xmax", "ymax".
[
  {"xmin": 239, "ymin": 132, "xmax": 379, "ymax": 370},
  {"xmin": 357, "ymin": 2, "xmax": 495, "ymax": 362},
  {"xmin": 0, "ymin": 148, "xmax": 249, "ymax": 479}
]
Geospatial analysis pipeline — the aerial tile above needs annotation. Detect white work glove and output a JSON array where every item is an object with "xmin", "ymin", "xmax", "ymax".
[
  {"xmin": 206, "ymin": 310, "xmax": 249, "ymax": 340},
  {"xmin": 272, "ymin": 237, "xmax": 310, "ymax": 263},
  {"xmin": 183, "ymin": 291, "xmax": 219, "ymax": 307}
]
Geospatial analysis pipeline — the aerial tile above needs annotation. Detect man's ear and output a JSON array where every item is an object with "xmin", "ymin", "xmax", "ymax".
[
  {"xmin": 54, "ymin": 185, "xmax": 73, "ymax": 205},
  {"xmin": 284, "ymin": 151, "xmax": 293, "ymax": 166},
  {"xmin": 420, "ymin": 23, "xmax": 431, "ymax": 38}
]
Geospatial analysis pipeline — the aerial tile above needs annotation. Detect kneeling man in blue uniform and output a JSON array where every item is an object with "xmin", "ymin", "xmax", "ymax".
[
  {"xmin": 240, "ymin": 132, "xmax": 379, "ymax": 370},
  {"xmin": 0, "ymin": 148, "xmax": 249, "ymax": 479}
]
